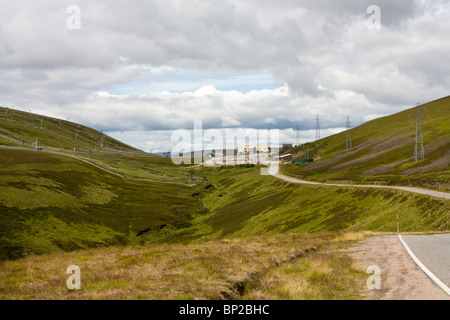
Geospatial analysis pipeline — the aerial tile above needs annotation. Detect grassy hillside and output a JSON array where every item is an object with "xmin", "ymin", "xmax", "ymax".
[
  {"xmin": 0, "ymin": 106, "xmax": 140, "ymax": 153},
  {"xmin": 0, "ymin": 148, "xmax": 205, "ymax": 261},
  {"xmin": 281, "ymin": 96, "xmax": 450, "ymax": 191},
  {"xmin": 0, "ymin": 107, "xmax": 212, "ymax": 260},
  {"xmin": 164, "ymin": 166, "xmax": 449, "ymax": 242}
]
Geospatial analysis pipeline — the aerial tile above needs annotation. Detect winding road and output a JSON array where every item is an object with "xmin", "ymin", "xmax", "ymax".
[
  {"xmin": 268, "ymin": 166, "xmax": 450, "ymax": 297},
  {"xmin": 269, "ymin": 167, "xmax": 450, "ymax": 200}
]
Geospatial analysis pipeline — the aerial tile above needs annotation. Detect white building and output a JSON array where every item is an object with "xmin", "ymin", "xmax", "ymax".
[{"xmin": 237, "ymin": 144, "xmax": 270, "ymax": 154}]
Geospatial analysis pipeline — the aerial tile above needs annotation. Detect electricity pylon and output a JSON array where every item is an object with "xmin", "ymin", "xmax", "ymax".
[
  {"xmin": 315, "ymin": 115, "xmax": 320, "ymax": 141},
  {"xmin": 414, "ymin": 104, "xmax": 424, "ymax": 162},
  {"xmin": 346, "ymin": 116, "xmax": 353, "ymax": 150},
  {"xmin": 409, "ymin": 103, "xmax": 425, "ymax": 162}
]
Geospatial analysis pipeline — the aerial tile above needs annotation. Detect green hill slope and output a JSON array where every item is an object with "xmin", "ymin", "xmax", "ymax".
[
  {"xmin": 0, "ymin": 106, "xmax": 140, "ymax": 153},
  {"xmin": 281, "ymin": 96, "xmax": 450, "ymax": 191},
  {"xmin": 0, "ymin": 107, "xmax": 211, "ymax": 260},
  {"xmin": 168, "ymin": 167, "xmax": 449, "ymax": 241},
  {"xmin": 0, "ymin": 149, "xmax": 204, "ymax": 261}
]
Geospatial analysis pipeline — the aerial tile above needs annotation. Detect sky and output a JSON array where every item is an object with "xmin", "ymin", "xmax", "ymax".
[{"xmin": 1, "ymin": 0, "xmax": 449, "ymax": 153}]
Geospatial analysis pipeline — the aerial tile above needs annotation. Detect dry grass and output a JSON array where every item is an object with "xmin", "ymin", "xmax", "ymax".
[
  {"xmin": 243, "ymin": 252, "xmax": 366, "ymax": 300},
  {"xmin": 333, "ymin": 231, "xmax": 380, "ymax": 242},
  {"xmin": 0, "ymin": 232, "xmax": 367, "ymax": 300}
]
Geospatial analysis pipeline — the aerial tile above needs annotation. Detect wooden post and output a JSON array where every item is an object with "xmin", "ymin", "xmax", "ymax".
[{"xmin": 396, "ymin": 210, "xmax": 399, "ymax": 233}]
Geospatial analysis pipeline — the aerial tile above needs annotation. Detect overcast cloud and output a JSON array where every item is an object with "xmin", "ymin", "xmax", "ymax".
[{"xmin": 1, "ymin": 0, "xmax": 449, "ymax": 152}]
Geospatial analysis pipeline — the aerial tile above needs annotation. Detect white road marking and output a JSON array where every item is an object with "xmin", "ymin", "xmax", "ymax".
[{"xmin": 398, "ymin": 234, "xmax": 450, "ymax": 296}]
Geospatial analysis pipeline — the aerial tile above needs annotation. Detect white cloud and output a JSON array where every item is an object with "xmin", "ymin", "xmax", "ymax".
[
  {"xmin": 1, "ymin": 0, "xmax": 449, "ymax": 152},
  {"xmin": 220, "ymin": 116, "xmax": 241, "ymax": 128}
]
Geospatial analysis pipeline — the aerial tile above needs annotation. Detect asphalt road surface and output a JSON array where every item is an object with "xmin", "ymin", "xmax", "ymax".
[{"xmin": 401, "ymin": 234, "xmax": 450, "ymax": 289}]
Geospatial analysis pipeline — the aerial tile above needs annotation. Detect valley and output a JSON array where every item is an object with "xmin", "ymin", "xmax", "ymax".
[{"xmin": 0, "ymin": 99, "xmax": 449, "ymax": 300}]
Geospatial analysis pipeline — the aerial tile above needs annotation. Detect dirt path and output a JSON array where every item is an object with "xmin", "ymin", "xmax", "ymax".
[{"xmin": 346, "ymin": 235, "xmax": 450, "ymax": 300}]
